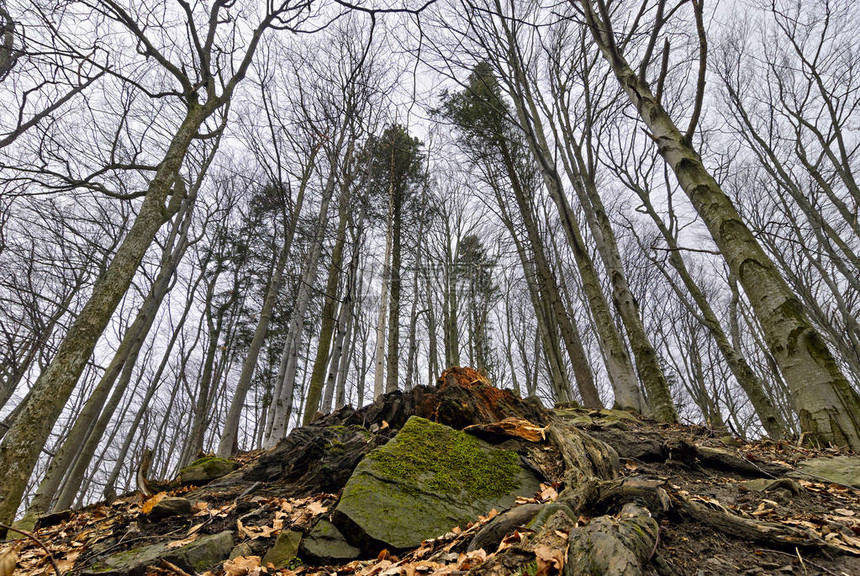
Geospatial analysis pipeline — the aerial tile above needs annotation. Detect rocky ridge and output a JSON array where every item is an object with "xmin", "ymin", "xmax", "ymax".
[{"xmin": 2, "ymin": 367, "xmax": 859, "ymax": 576}]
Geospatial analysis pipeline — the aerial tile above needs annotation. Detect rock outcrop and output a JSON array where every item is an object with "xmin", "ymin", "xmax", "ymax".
[
  {"xmin": 8, "ymin": 367, "xmax": 860, "ymax": 576},
  {"xmin": 331, "ymin": 416, "xmax": 543, "ymax": 552}
]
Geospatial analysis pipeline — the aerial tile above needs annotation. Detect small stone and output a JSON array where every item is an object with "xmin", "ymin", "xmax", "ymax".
[
  {"xmin": 229, "ymin": 542, "xmax": 254, "ymax": 560},
  {"xmin": 300, "ymin": 519, "xmax": 361, "ymax": 564},
  {"xmin": 149, "ymin": 497, "xmax": 193, "ymax": 519},
  {"xmin": 262, "ymin": 530, "xmax": 302, "ymax": 570}
]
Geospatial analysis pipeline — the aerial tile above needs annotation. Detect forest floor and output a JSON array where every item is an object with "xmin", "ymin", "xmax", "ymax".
[{"xmin": 2, "ymin": 374, "xmax": 859, "ymax": 576}]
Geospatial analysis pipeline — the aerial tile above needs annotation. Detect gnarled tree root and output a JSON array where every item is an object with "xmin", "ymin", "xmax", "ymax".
[
  {"xmin": 567, "ymin": 503, "xmax": 659, "ymax": 576},
  {"xmin": 674, "ymin": 492, "xmax": 854, "ymax": 556}
]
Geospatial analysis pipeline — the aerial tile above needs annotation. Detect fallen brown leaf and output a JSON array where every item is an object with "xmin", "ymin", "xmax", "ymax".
[
  {"xmin": 534, "ymin": 544, "xmax": 564, "ymax": 576},
  {"xmin": 457, "ymin": 549, "xmax": 487, "ymax": 570},
  {"xmin": 166, "ymin": 534, "xmax": 199, "ymax": 549},
  {"xmin": 141, "ymin": 491, "xmax": 168, "ymax": 515},
  {"xmin": 223, "ymin": 555, "xmax": 263, "ymax": 576},
  {"xmin": 0, "ymin": 546, "xmax": 17, "ymax": 576},
  {"xmin": 237, "ymin": 519, "xmax": 278, "ymax": 540}
]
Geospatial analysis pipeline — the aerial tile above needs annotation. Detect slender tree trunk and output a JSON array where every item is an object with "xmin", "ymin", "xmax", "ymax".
[
  {"xmin": 501, "ymin": 60, "xmax": 665, "ymax": 416},
  {"xmin": 264, "ymin": 160, "xmax": 339, "ymax": 446},
  {"xmin": 444, "ymin": 229, "xmax": 461, "ymax": 367},
  {"xmin": 373, "ymin": 192, "xmax": 392, "ymax": 398},
  {"xmin": 635, "ymin": 191, "xmax": 787, "ymax": 438},
  {"xmin": 496, "ymin": 141, "xmax": 601, "ymax": 407},
  {"xmin": 325, "ymin": 224, "xmax": 362, "ymax": 412},
  {"xmin": 581, "ymin": 0, "xmax": 860, "ymax": 448},
  {"xmin": 303, "ymin": 184, "xmax": 349, "ymax": 424},
  {"xmin": 103, "ymin": 277, "xmax": 196, "ymax": 499},
  {"xmin": 386, "ymin": 178, "xmax": 402, "ymax": 393},
  {"xmin": 216, "ymin": 172, "xmax": 308, "ymax": 457},
  {"xmin": 0, "ymin": 102, "xmax": 213, "ymax": 531},
  {"xmin": 421, "ymin": 239, "xmax": 440, "ymax": 386},
  {"xmin": 332, "ymin": 301, "xmax": 354, "ymax": 410}
]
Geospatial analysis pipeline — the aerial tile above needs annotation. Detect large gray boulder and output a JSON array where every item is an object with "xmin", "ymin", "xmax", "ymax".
[{"xmin": 332, "ymin": 416, "xmax": 542, "ymax": 552}]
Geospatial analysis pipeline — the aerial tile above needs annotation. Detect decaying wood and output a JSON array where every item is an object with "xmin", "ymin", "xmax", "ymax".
[
  {"xmin": 136, "ymin": 448, "xmax": 155, "ymax": 497},
  {"xmin": 464, "ymin": 417, "xmax": 548, "ymax": 443},
  {"xmin": 593, "ymin": 477, "xmax": 671, "ymax": 517}
]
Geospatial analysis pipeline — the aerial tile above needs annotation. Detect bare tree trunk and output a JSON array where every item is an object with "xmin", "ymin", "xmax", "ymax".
[
  {"xmin": 494, "ymin": 139, "xmax": 601, "ymax": 407},
  {"xmin": 580, "ymin": 0, "xmax": 860, "ymax": 448},
  {"xmin": 443, "ymin": 224, "xmax": 461, "ymax": 367},
  {"xmin": 217, "ymin": 169, "xmax": 309, "ymax": 457},
  {"xmin": 373, "ymin": 188, "xmax": 392, "ymax": 398},
  {"xmin": 103, "ymin": 275, "xmax": 197, "ymax": 499},
  {"xmin": 0, "ymin": 103, "xmax": 208, "ymax": 529},
  {"xmin": 332, "ymin": 300, "xmax": 354, "ymax": 411},
  {"xmin": 264, "ymin": 161, "xmax": 338, "ymax": 446},
  {"xmin": 386, "ymin": 163, "xmax": 403, "ymax": 394},
  {"xmin": 403, "ymin": 205, "xmax": 427, "ymax": 391},
  {"xmin": 633, "ymin": 187, "xmax": 788, "ymax": 438},
  {"xmin": 325, "ymin": 222, "xmax": 362, "ymax": 412},
  {"xmin": 498, "ymin": 43, "xmax": 665, "ymax": 416},
  {"xmin": 303, "ymin": 184, "xmax": 349, "ymax": 424}
]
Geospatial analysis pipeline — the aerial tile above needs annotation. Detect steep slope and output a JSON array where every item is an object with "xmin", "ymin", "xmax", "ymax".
[{"xmin": 2, "ymin": 367, "xmax": 858, "ymax": 576}]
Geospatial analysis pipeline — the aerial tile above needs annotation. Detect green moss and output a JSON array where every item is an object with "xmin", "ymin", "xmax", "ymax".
[
  {"xmin": 514, "ymin": 561, "xmax": 538, "ymax": 576},
  {"xmin": 365, "ymin": 417, "xmax": 521, "ymax": 500},
  {"xmin": 181, "ymin": 456, "xmax": 234, "ymax": 473}
]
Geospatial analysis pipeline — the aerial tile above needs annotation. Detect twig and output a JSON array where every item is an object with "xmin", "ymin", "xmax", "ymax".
[
  {"xmin": 756, "ymin": 548, "xmax": 840, "ymax": 576},
  {"xmin": 0, "ymin": 522, "xmax": 62, "ymax": 576},
  {"xmin": 159, "ymin": 558, "xmax": 193, "ymax": 576}
]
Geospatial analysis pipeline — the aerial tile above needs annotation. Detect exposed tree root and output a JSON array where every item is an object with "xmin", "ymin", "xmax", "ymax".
[
  {"xmin": 674, "ymin": 492, "xmax": 856, "ymax": 556},
  {"xmin": 567, "ymin": 504, "xmax": 659, "ymax": 576}
]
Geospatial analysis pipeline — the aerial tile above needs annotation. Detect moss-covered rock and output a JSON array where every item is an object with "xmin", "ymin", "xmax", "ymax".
[
  {"xmin": 262, "ymin": 530, "xmax": 302, "ymax": 570},
  {"xmin": 332, "ymin": 416, "xmax": 542, "ymax": 552},
  {"xmin": 788, "ymin": 456, "xmax": 860, "ymax": 488},
  {"xmin": 179, "ymin": 457, "xmax": 238, "ymax": 485},
  {"xmin": 300, "ymin": 519, "xmax": 361, "ymax": 564},
  {"xmin": 83, "ymin": 530, "xmax": 233, "ymax": 575}
]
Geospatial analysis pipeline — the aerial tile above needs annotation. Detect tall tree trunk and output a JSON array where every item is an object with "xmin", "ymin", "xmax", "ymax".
[
  {"xmin": 491, "ymin": 183, "xmax": 569, "ymax": 400},
  {"xmin": 498, "ymin": 43, "xmax": 668, "ymax": 417},
  {"xmin": 264, "ymin": 159, "xmax": 339, "ymax": 446},
  {"xmin": 496, "ymin": 140, "xmax": 602, "ymax": 407},
  {"xmin": 444, "ymin": 228, "xmax": 461, "ymax": 367},
  {"xmin": 303, "ymin": 183, "xmax": 350, "ymax": 425},
  {"xmin": 332, "ymin": 299, "xmax": 354, "ymax": 411},
  {"xmin": 373, "ymin": 188, "xmax": 392, "ymax": 399},
  {"xmin": 0, "ymin": 114, "xmax": 204, "ymax": 527},
  {"xmin": 103, "ymin": 273, "xmax": 197, "ymax": 500},
  {"xmin": 386, "ymin": 173, "xmax": 402, "ymax": 394},
  {"xmin": 216, "ymin": 167, "xmax": 310, "ymax": 457},
  {"xmin": 325, "ymin": 222, "xmax": 363, "ymax": 412},
  {"xmin": 634, "ymin": 189, "xmax": 788, "ymax": 438},
  {"xmin": 580, "ymin": 0, "xmax": 860, "ymax": 448}
]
